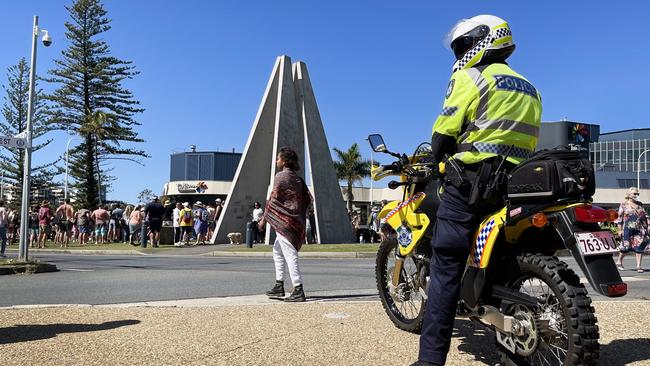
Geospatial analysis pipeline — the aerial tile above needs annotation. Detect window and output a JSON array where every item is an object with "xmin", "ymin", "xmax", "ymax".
[
  {"xmin": 617, "ymin": 179, "xmax": 649, "ymax": 189},
  {"xmin": 186, "ymin": 154, "xmax": 199, "ymax": 180},
  {"xmin": 199, "ymin": 154, "xmax": 214, "ymax": 180}
]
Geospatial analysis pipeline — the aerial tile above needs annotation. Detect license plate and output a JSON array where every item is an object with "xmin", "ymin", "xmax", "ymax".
[{"xmin": 575, "ymin": 231, "xmax": 619, "ymax": 256}]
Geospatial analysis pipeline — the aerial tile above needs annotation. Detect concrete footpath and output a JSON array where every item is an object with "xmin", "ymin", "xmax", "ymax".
[{"xmin": 1, "ymin": 299, "xmax": 649, "ymax": 365}]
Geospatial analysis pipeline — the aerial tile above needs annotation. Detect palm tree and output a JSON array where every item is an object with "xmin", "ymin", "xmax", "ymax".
[
  {"xmin": 79, "ymin": 110, "xmax": 120, "ymax": 205},
  {"xmin": 333, "ymin": 143, "xmax": 371, "ymax": 213}
]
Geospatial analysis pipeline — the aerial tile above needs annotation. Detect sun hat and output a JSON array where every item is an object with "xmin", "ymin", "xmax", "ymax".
[
  {"xmin": 215, "ymin": 198, "xmax": 222, "ymax": 203},
  {"xmin": 195, "ymin": 201, "xmax": 203, "ymax": 207},
  {"xmin": 41, "ymin": 200, "xmax": 49, "ymax": 206},
  {"xmin": 163, "ymin": 199, "xmax": 171, "ymax": 206},
  {"xmin": 183, "ymin": 202, "xmax": 189, "ymax": 207}
]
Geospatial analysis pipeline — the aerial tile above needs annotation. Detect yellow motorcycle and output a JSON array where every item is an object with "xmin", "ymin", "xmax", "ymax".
[{"xmin": 367, "ymin": 134, "xmax": 626, "ymax": 366}]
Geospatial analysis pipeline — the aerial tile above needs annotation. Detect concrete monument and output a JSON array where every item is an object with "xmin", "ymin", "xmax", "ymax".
[
  {"xmin": 293, "ymin": 61, "xmax": 353, "ymax": 244},
  {"xmin": 213, "ymin": 55, "xmax": 352, "ymax": 244}
]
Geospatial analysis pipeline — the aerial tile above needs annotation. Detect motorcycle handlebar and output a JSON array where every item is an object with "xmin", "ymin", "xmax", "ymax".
[
  {"xmin": 382, "ymin": 163, "xmax": 400, "ymax": 171},
  {"xmin": 388, "ymin": 180, "xmax": 408, "ymax": 190}
]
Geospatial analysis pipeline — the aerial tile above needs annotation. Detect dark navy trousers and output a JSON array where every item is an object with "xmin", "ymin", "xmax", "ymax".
[{"xmin": 418, "ymin": 183, "xmax": 482, "ymax": 365}]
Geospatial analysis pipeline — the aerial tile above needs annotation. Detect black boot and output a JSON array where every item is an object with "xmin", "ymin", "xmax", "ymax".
[
  {"xmin": 266, "ymin": 281, "xmax": 285, "ymax": 297},
  {"xmin": 284, "ymin": 284, "xmax": 306, "ymax": 302}
]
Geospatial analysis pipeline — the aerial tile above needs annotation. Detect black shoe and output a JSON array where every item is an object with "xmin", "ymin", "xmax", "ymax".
[
  {"xmin": 284, "ymin": 284, "xmax": 306, "ymax": 302},
  {"xmin": 265, "ymin": 281, "xmax": 285, "ymax": 297},
  {"xmin": 409, "ymin": 361, "xmax": 441, "ymax": 366}
]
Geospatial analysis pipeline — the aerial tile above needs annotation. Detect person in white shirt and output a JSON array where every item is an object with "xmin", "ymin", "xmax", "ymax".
[
  {"xmin": 173, "ymin": 202, "xmax": 182, "ymax": 246},
  {"xmin": 252, "ymin": 201, "xmax": 264, "ymax": 243}
]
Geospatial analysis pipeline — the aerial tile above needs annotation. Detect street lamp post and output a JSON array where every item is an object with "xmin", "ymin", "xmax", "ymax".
[
  {"xmin": 18, "ymin": 15, "xmax": 51, "ymax": 261},
  {"xmin": 364, "ymin": 138, "xmax": 374, "ymax": 209},
  {"xmin": 369, "ymin": 148, "xmax": 374, "ymax": 207},
  {"xmin": 637, "ymin": 149, "xmax": 650, "ymax": 191}
]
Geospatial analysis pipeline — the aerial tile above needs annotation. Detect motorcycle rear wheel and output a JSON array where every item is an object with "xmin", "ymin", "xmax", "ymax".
[
  {"xmin": 500, "ymin": 254, "xmax": 600, "ymax": 366},
  {"xmin": 375, "ymin": 239, "xmax": 426, "ymax": 334}
]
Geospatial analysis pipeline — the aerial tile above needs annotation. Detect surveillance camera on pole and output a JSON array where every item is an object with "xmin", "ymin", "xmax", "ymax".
[{"xmin": 41, "ymin": 30, "xmax": 52, "ymax": 47}]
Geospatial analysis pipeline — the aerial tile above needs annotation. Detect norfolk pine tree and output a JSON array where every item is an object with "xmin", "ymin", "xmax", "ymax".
[
  {"xmin": 47, "ymin": 0, "xmax": 146, "ymax": 208},
  {"xmin": 0, "ymin": 58, "xmax": 59, "ymax": 207}
]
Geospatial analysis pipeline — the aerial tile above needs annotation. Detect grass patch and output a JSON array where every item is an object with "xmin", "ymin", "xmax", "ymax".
[
  {"xmin": 224, "ymin": 243, "xmax": 380, "ymax": 253},
  {"xmin": 0, "ymin": 258, "xmax": 58, "ymax": 275}
]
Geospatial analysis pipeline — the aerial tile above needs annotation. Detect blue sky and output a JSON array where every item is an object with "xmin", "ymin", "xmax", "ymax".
[{"xmin": 1, "ymin": 1, "xmax": 648, "ymax": 202}]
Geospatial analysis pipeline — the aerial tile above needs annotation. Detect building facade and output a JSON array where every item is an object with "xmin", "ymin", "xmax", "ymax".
[{"xmin": 162, "ymin": 150, "xmax": 241, "ymax": 204}]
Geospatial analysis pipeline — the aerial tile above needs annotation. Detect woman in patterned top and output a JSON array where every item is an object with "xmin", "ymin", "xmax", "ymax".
[
  {"xmin": 616, "ymin": 187, "xmax": 648, "ymax": 273},
  {"xmin": 259, "ymin": 147, "xmax": 312, "ymax": 302}
]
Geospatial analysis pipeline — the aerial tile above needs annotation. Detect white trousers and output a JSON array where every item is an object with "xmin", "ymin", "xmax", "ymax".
[{"xmin": 273, "ymin": 233, "xmax": 302, "ymax": 286}]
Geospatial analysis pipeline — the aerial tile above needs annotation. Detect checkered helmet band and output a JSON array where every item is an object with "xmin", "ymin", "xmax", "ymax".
[{"xmin": 452, "ymin": 24, "xmax": 513, "ymax": 72}]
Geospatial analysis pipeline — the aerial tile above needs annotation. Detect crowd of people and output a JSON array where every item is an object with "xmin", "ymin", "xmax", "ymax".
[
  {"xmin": 172, "ymin": 198, "xmax": 223, "ymax": 246},
  {"xmin": 0, "ymin": 196, "xmax": 228, "ymax": 256}
]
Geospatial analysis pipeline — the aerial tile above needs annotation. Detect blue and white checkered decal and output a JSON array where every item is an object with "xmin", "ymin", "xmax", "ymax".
[
  {"xmin": 472, "ymin": 142, "xmax": 532, "ymax": 160},
  {"xmin": 440, "ymin": 106, "xmax": 458, "ymax": 116},
  {"xmin": 472, "ymin": 218, "xmax": 496, "ymax": 266}
]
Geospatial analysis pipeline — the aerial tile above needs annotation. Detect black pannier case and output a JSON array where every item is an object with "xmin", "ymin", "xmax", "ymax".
[{"xmin": 507, "ymin": 148, "xmax": 595, "ymax": 203}]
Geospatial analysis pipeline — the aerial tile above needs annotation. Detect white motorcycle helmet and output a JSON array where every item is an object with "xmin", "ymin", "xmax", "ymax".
[{"xmin": 444, "ymin": 15, "xmax": 515, "ymax": 72}]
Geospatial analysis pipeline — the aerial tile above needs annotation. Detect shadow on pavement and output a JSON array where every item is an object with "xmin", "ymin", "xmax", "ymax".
[
  {"xmin": 601, "ymin": 338, "xmax": 650, "ymax": 365},
  {"xmin": 0, "ymin": 319, "xmax": 141, "ymax": 344},
  {"xmin": 453, "ymin": 320, "xmax": 650, "ymax": 365},
  {"xmin": 454, "ymin": 319, "xmax": 500, "ymax": 365}
]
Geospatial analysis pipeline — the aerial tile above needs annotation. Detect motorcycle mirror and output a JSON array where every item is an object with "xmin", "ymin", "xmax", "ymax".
[{"xmin": 368, "ymin": 134, "xmax": 387, "ymax": 153}]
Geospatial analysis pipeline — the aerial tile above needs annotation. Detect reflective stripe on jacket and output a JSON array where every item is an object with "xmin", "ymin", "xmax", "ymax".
[{"xmin": 432, "ymin": 63, "xmax": 542, "ymax": 165}]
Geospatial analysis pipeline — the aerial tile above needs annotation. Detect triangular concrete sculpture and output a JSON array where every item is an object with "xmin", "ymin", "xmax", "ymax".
[
  {"xmin": 213, "ymin": 55, "xmax": 352, "ymax": 244},
  {"xmin": 293, "ymin": 62, "xmax": 353, "ymax": 244}
]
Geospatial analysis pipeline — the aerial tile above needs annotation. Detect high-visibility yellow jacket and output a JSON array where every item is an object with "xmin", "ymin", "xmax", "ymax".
[{"xmin": 432, "ymin": 63, "xmax": 542, "ymax": 165}]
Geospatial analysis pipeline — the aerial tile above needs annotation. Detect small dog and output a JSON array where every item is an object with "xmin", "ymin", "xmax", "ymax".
[{"xmin": 227, "ymin": 232, "xmax": 243, "ymax": 245}]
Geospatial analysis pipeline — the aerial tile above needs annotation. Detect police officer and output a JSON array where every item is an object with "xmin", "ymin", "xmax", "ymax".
[{"xmin": 413, "ymin": 15, "xmax": 542, "ymax": 365}]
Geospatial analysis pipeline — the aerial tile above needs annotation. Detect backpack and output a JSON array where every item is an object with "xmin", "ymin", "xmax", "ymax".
[
  {"xmin": 182, "ymin": 209, "xmax": 192, "ymax": 224},
  {"xmin": 201, "ymin": 208, "xmax": 209, "ymax": 222},
  {"xmin": 29, "ymin": 212, "xmax": 39, "ymax": 226}
]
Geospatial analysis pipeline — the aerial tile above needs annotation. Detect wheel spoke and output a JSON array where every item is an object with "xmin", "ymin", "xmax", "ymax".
[{"xmin": 512, "ymin": 275, "xmax": 569, "ymax": 366}]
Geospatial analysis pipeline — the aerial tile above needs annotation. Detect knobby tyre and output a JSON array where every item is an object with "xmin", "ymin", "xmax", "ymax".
[
  {"xmin": 375, "ymin": 239, "xmax": 426, "ymax": 334},
  {"xmin": 500, "ymin": 254, "xmax": 599, "ymax": 366}
]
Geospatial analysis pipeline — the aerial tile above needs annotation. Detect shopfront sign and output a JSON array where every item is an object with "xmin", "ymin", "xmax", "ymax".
[{"xmin": 176, "ymin": 181, "xmax": 209, "ymax": 194}]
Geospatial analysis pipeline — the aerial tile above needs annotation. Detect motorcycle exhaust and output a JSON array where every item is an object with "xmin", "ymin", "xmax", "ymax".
[{"xmin": 476, "ymin": 305, "xmax": 517, "ymax": 335}]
